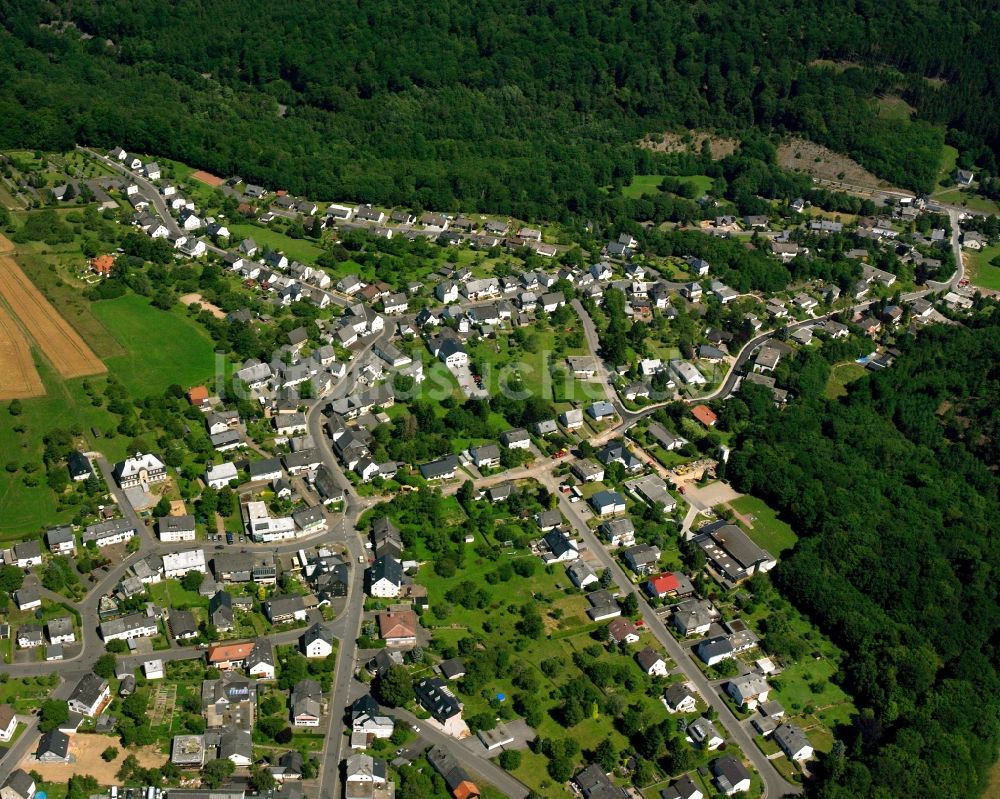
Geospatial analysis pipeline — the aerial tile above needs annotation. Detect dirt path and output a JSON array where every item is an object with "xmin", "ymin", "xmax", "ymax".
[
  {"xmin": 0, "ymin": 234, "xmax": 106, "ymax": 378},
  {"xmin": 0, "ymin": 302, "xmax": 44, "ymax": 398}
]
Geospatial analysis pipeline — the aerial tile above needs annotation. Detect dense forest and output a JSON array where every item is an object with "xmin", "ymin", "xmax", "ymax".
[
  {"xmin": 727, "ymin": 318, "xmax": 1000, "ymax": 799},
  {"xmin": 1, "ymin": 1, "xmax": 998, "ymax": 219}
]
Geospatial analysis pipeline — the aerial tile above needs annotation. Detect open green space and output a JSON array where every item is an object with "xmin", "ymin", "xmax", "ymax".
[
  {"xmin": 228, "ymin": 222, "xmax": 325, "ymax": 263},
  {"xmin": 147, "ymin": 579, "xmax": 210, "ymax": 611},
  {"xmin": 933, "ymin": 144, "xmax": 959, "ymax": 190},
  {"xmin": 823, "ymin": 361, "xmax": 868, "ymax": 399},
  {"xmin": 621, "ymin": 173, "xmax": 714, "ymax": 199},
  {"xmin": 0, "ymin": 361, "xmax": 131, "ymax": 538},
  {"xmin": 727, "ymin": 495, "xmax": 798, "ymax": 554},
  {"xmin": 967, "ymin": 243, "xmax": 1000, "ymax": 291},
  {"xmin": 933, "ymin": 187, "xmax": 1000, "ymax": 214},
  {"xmin": 92, "ymin": 294, "xmax": 217, "ymax": 396},
  {"xmin": 15, "ymin": 243, "xmax": 127, "ymax": 361}
]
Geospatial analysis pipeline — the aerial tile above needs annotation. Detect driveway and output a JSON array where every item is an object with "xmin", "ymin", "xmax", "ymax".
[{"xmin": 684, "ymin": 480, "xmax": 741, "ymax": 509}]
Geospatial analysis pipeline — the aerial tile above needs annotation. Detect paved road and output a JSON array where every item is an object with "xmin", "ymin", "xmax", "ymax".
[
  {"xmin": 390, "ymin": 708, "xmax": 529, "ymax": 799},
  {"xmin": 535, "ymin": 470, "xmax": 801, "ymax": 799}
]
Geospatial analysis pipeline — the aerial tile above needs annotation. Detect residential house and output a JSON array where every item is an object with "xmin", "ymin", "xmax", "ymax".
[
  {"xmin": 623, "ymin": 544, "xmax": 661, "ymax": 576},
  {"xmin": 209, "ymin": 591, "xmax": 235, "ymax": 632},
  {"xmin": 469, "ymin": 444, "xmax": 501, "ymax": 469},
  {"xmin": 377, "ymin": 609, "xmax": 418, "ymax": 648},
  {"xmin": 169, "ymin": 609, "xmax": 199, "ymax": 641},
  {"xmin": 661, "ymin": 775, "xmax": 703, "ymax": 799},
  {"xmin": 688, "ymin": 717, "xmax": 724, "ymax": 750},
  {"xmin": 367, "ymin": 556, "xmax": 402, "ymax": 598},
  {"xmin": 99, "ymin": 611, "xmax": 158, "ymax": 642},
  {"xmin": 695, "ymin": 636, "xmax": 734, "ymax": 667},
  {"xmin": 263, "ymin": 594, "xmax": 308, "ymax": 624},
  {"xmin": 500, "ymin": 429, "xmax": 531, "ymax": 449},
  {"xmin": 162, "ymin": 549, "xmax": 207, "ymax": 579},
  {"xmin": 414, "ymin": 678, "xmax": 463, "ymax": 723},
  {"xmin": 774, "ymin": 723, "xmax": 813, "ymax": 761},
  {"xmin": 301, "ymin": 622, "xmax": 335, "ymax": 658},
  {"xmin": 14, "ymin": 588, "xmax": 41, "ymax": 611},
  {"xmin": 566, "ymin": 561, "xmax": 598, "ymax": 590},
  {"xmin": 158, "ymin": 514, "xmax": 196, "ymax": 542},
  {"xmin": 45, "ymin": 525, "xmax": 76, "ymax": 555},
  {"xmin": 67, "ymin": 673, "xmax": 111, "ymax": 717},
  {"xmin": 0, "ymin": 705, "xmax": 16, "ymax": 742},
  {"xmin": 607, "ymin": 617, "xmax": 640, "ymax": 645},
  {"xmin": 47, "ymin": 616, "xmax": 75, "ymax": 645},
  {"xmin": 727, "ymin": 674, "xmax": 770, "ymax": 710},
  {"xmin": 419, "ymin": 454, "xmax": 460, "ymax": 481},
  {"xmin": 573, "ymin": 765, "xmax": 627, "ymax": 799},
  {"xmin": 664, "ymin": 683, "xmax": 698, "ymax": 714},
  {"xmin": 426, "ymin": 746, "xmax": 481, "ymax": 799},
  {"xmin": 13, "ymin": 540, "xmax": 42, "ymax": 568},
  {"xmin": 636, "ymin": 647, "xmax": 668, "ymax": 677},
  {"xmin": 590, "ymin": 489, "xmax": 626, "ymax": 517},
  {"xmin": 542, "ymin": 530, "xmax": 580, "ymax": 564},
  {"xmin": 711, "ymin": 756, "xmax": 751, "ymax": 796},
  {"xmin": 67, "ymin": 451, "xmax": 94, "ymax": 481},
  {"xmin": 670, "ymin": 360, "xmax": 706, "ymax": 386},
  {"xmin": 693, "ymin": 521, "xmax": 776, "ymax": 587},
  {"xmin": 587, "ymin": 401, "xmax": 616, "ymax": 421},
  {"xmin": 599, "ymin": 518, "xmax": 635, "ymax": 547},
  {"xmin": 17, "ymin": 625, "xmax": 44, "ymax": 648},
  {"xmin": 646, "ymin": 572, "xmax": 694, "ymax": 600},
  {"xmin": 672, "ymin": 598, "xmax": 719, "ymax": 636},
  {"xmin": 35, "ymin": 729, "xmax": 70, "ymax": 763},
  {"xmin": 112, "ymin": 452, "xmax": 167, "ymax": 489},
  {"xmin": 560, "ymin": 408, "xmax": 585, "ymax": 429}
]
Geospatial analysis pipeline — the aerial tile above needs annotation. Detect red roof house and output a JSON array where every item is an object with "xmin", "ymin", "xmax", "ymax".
[{"xmin": 691, "ymin": 405, "xmax": 718, "ymax": 427}]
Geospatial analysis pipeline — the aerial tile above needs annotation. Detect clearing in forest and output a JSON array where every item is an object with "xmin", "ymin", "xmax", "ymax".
[
  {"xmin": 777, "ymin": 136, "xmax": 901, "ymax": 190},
  {"xmin": 0, "ymin": 234, "xmax": 106, "ymax": 379},
  {"xmin": 638, "ymin": 130, "xmax": 740, "ymax": 158}
]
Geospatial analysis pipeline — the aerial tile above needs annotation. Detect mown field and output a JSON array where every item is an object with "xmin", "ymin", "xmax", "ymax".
[
  {"xmin": 228, "ymin": 222, "xmax": 325, "ymax": 263},
  {"xmin": 92, "ymin": 294, "xmax": 218, "ymax": 397},
  {"xmin": 967, "ymin": 243, "xmax": 1000, "ymax": 291}
]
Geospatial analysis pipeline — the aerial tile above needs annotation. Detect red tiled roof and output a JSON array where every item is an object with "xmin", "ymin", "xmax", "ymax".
[
  {"xmin": 691, "ymin": 405, "xmax": 718, "ymax": 427},
  {"xmin": 207, "ymin": 642, "xmax": 255, "ymax": 662},
  {"xmin": 649, "ymin": 573, "xmax": 680, "ymax": 595}
]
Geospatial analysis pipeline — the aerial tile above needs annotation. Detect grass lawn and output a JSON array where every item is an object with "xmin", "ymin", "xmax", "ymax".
[
  {"xmin": 622, "ymin": 174, "xmax": 713, "ymax": 199},
  {"xmin": 932, "ymin": 187, "xmax": 1000, "ymax": 215},
  {"xmin": 824, "ymin": 361, "xmax": 868, "ymax": 399},
  {"xmin": 0, "ymin": 360, "xmax": 133, "ymax": 538},
  {"xmin": 416, "ymin": 530, "xmax": 672, "ymax": 796},
  {"xmin": 148, "ymin": 579, "xmax": 210, "ymax": 610},
  {"xmin": 15, "ymin": 244, "xmax": 127, "ymax": 359},
  {"xmin": 933, "ymin": 144, "xmax": 959, "ymax": 191},
  {"xmin": 967, "ymin": 243, "xmax": 1000, "ymax": 291},
  {"xmin": 229, "ymin": 222, "xmax": 325, "ymax": 263},
  {"xmin": 875, "ymin": 95, "xmax": 915, "ymax": 122},
  {"xmin": 92, "ymin": 294, "xmax": 218, "ymax": 397},
  {"xmin": 622, "ymin": 174, "xmax": 666, "ymax": 199},
  {"xmin": 727, "ymin": 495, "xmax": 798, "ymax": 555}
]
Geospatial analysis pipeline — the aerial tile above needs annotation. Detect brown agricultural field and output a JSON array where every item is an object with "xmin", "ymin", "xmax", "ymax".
[
  {"xmin": 0, "ymin": 234, "xmax": 106, "ymax": 379},
  {"xmin": 0, "ymin": 303, "xmax": 44, "ymax": 399}
]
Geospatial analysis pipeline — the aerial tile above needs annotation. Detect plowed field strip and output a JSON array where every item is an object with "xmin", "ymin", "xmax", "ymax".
[
  {"xmin": 0, "ymin": 234, "xmax": 106, "ymax": 378},
  {"xmin": 0, "ymin": 303, "xmax": 43, "ymax": 399}
]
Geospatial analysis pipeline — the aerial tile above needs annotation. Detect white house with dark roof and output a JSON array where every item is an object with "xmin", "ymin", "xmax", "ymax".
[
  {"xmin": 45, "ymin": 525, "xmax": 75, "ymax": 554},
  {"xmin": 113, "ymin": 452, "xmax": 167, "ymax": 488}
]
